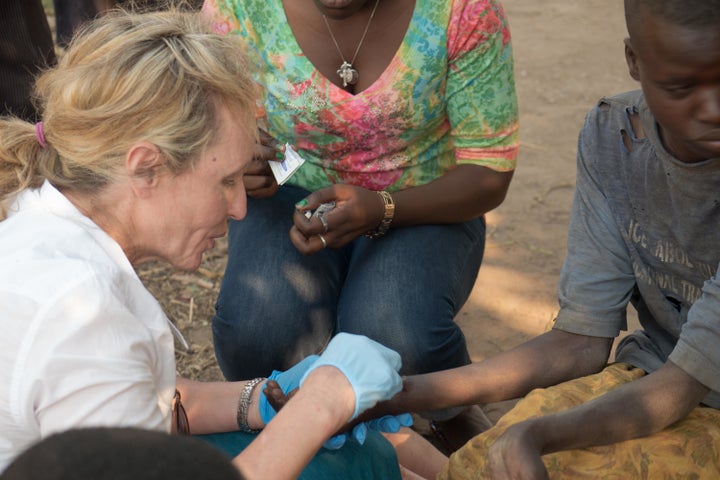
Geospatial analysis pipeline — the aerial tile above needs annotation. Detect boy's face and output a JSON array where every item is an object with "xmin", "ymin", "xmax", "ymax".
[{"xmin": 625, "ymin": 15, "xmax": 720, "ymax": 163}]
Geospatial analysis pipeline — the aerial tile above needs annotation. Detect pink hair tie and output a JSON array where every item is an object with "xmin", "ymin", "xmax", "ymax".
[{"xmin": 35, "ymin": 122, "xmax": 47, "ymax": 149}]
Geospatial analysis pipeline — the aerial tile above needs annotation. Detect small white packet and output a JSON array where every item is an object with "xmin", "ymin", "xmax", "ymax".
[
  {"xmin": 269, "ymin": 143, "xmax": 305, "ymax": 185},
  {"xmin": 304, "ymin": 201, "xmax": 336, "ymax": 219}
]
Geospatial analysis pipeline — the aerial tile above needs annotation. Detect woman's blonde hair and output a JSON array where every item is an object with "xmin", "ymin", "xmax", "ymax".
[{"xmin": 0, "ymin": 7, "xmax": 256, "ymax": 219}]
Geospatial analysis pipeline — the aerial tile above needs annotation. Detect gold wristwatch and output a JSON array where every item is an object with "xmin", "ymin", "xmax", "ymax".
[{"xmin": 365, "ymin": 190, "xmax": 395, "ymax": 239}]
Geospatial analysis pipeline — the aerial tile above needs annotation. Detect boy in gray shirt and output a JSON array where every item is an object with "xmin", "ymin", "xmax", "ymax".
[{"xmin": 352, "ymin": 0, "xmax": 720, "ymax": 477}]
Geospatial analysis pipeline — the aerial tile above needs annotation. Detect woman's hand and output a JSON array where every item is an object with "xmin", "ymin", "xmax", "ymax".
[
  {"xmin": 289, "ymin": 184, "xmax": 386, "ymax": 254},
  {"xmin": 243, "ymin": 129, "xmax": 281, "ymax": 198}
]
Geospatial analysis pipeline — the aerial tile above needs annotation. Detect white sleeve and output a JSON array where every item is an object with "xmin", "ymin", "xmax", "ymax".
[{"xmin": 12, "ymin": 274, "xmax": 173, "ymax": 437}]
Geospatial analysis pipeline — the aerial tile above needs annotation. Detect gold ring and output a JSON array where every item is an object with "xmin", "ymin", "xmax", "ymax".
[
  {"xmin": 319, "ymin": 215, "xmax": 329, "ymax": 233},
  {"xmin": 318, "ymin": 234, "xmax": 327, "ymax": 249}
]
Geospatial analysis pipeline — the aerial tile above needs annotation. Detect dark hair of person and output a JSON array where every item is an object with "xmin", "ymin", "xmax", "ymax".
[
  {"xmin": 624, "ymin": 0, "xmax": 720, "ymax": 36},
  {"xmin": 0, "ymin": 427, "xmax": 245, "ymax": 480}
]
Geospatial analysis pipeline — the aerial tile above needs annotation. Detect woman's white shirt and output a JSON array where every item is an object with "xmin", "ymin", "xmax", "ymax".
[{"xmin": 0, "ymin": 181, "xmax": 176, "ymax": 472}]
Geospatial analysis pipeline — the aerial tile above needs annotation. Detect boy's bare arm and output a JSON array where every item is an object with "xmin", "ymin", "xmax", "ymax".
[
  {"xmin": 359, "ymin": 329, "xmax": 613, "ymax": 418},
  {"xmin": 486, "ymin": 361, "xmax": 709, "ymax": 479},
  {"xmin": 265, "ymin": 329, "xmax": 614, "ymax": 430}
]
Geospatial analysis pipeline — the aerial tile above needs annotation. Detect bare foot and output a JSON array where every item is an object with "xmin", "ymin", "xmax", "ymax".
[{"xmin": 428, "ymin": 405, "xmax": 493, "ymax": 455}]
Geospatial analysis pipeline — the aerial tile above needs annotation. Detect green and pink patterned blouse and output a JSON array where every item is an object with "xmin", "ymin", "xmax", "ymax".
[{"xmin": 203, "ymin": 0, "xmax": 519, "ymax": 193}]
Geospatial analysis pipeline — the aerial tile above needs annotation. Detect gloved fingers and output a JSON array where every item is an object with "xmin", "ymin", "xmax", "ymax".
[
  {"xmin": 322, "ymin": 433, "xmax": 348, "ymax": 450},
  {"xmin": 366, "ymin": 413, "xmax": 414, "ymax": 433},
  {"xmin": 367, "ymin": 415, "xmax": 399, "ymax": 432},
  {"xmin": 350, "ymin": 422, "xmax": 368, "ymax": 445},
  {"xmin": 397, "ymin": 413, "xmax": 414, "ymax": 427},
  {"xmin": 322, "ymin": 423, "xmax": 368, "ymax": 450},
  {"xmin": 259, "ymin": 354, "xmax": 320, "ymax": 424},
  {"xmin": 300, "ymin": 333, "xmax": 403, "ymax": 420}
]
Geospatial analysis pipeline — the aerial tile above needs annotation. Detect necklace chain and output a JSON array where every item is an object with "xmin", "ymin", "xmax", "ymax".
[{"xmin": 321, "ymin": 0, "xmax": 380, "ymax": 88}]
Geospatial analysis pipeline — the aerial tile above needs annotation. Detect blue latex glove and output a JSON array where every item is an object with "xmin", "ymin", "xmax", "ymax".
[
  {"xmin": 366, "ymin": 413, "xmax": 414, "ymax": 432},
  {"xmin": 322, "ymin": 423, "xmax": 368, "ymax": 450},
  {"xmin": 300, "ymin": 333, "xmax": 403, "ymax": 420},
  {"xmin": 323, "ymin": 413, "xmax": 414, "ymax": 449},
  {"xmin": 256, "ymin": 354, "xmax": 365, "ymax": 450},
  {"xmin": 258, "ymin": 354, "xmax": 319, "ymax": 425}
]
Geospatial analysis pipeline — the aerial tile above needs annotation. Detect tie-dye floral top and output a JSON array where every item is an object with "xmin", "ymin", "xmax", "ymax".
[{"xmin": 203, "ymin": 0, "xmax": 519, "ymax": 193}]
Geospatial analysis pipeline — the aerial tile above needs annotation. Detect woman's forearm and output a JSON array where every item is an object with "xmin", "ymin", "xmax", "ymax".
[
  {"xmin": 232, "ymin": 366, "xmax": 354, "ymax": 479},
  {"xmin": 176, "ymin": 377, "xmax": 265, "ymax": 435},
  {"xmin": 391, "ymin": 164, "xmax": 513, "ymax": 226}
]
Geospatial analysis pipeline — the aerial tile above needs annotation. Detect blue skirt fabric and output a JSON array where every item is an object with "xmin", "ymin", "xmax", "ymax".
[{"xmin": 197, "ymin": 429, "xmax": 402, "ymax": 479}]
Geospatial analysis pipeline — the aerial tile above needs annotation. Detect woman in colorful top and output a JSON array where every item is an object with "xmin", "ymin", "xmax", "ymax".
[
  {"xmin": 202, "ymin": 0, "xmax": 519, "ymax": 447},
  {"xmin": 0, "ymin": 8, "xmax": 436, "ymax": 479}
]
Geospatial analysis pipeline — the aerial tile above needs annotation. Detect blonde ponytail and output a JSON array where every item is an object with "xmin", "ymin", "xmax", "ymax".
[{"xmin": 0, "ymin": 6, "xmax": 256, "ymax": 220}]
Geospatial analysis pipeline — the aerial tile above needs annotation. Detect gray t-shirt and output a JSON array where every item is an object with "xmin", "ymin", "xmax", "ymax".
[{"xmin": 554, "ymin": 90, "xmax": 720, "ymax": 407}]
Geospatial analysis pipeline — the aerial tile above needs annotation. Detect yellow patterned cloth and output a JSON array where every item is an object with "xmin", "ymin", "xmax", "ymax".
[{"xmin": 439, "ymin": 363, "xmax": 720, "ymax": 479}]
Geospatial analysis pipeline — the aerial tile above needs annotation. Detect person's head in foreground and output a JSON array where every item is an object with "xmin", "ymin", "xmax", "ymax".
[
  {"xmin": 0, "ymin": 427, "xmax": 244, "ymax": 480},
  {"xmin": 0, "ymin": 6, "xmax": 256, "ymax": 269},
  {"xmin": 624, "ymin": 0, "xmax": 720, "ymax": 163}
]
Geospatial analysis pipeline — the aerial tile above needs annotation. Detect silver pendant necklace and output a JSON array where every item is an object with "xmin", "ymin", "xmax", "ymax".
[{"xmin": 321, "ymin": 0, "xmax": 380, "ymax": 88}]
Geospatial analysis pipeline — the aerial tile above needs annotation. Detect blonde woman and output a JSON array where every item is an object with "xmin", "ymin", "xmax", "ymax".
[{"xmin": 0, "ymin": 9, "xmax": 420, "ymax": 479}]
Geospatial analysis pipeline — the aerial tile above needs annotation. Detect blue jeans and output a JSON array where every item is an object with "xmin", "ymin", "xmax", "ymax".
[
  {"xmin": 198, "ymin": 430, "xmax": 401, "ymax": 479},
  {"xmin": 214, "ymin": 185, "xmax": 484, "ymax": 380}
]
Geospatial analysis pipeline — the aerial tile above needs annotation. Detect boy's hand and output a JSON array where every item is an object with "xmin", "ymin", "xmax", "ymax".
[
  {"xmin": 263, "ymin": 379, "xmax": 295, "ymax": 412},
  {"xmin": 487, "ymin": 422, "xmax": 549, "ymax": 480},
  {"xmin": 300, "ymin": 333, "xmax": 402, "ymax": 419},
  {"xmin": 257, "ymin": 355, "xmax": 318, "ymax": 425}
]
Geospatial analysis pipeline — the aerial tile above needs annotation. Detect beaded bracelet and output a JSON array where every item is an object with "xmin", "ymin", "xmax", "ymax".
[{"xmin": 236, "ymin": 377, "xmax": 265, "ymax": 433}]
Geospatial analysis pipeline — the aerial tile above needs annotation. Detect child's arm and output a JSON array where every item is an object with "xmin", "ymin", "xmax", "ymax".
[
  {"xmin": 361, "ymin": 329, "xmax": 613, "ymax": 417},
  {"xmin": 486, "ymin": 361, "xmax": 709, "ymax": 479}
]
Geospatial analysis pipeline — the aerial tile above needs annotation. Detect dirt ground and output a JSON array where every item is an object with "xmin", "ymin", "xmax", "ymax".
[
  {"xmin": 134, "ymin": 0, "xmax": 642, "ymax": 411},
  {"xmin": 460, "ymin": 0, "xmax": 639, "ymax": 362}
]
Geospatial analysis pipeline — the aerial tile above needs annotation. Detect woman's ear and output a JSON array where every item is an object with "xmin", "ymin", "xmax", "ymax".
[
  {"xmin": 126, "ymin": 141, "xmax": 165, "ymax": 197},
  {"xmin": 624, "ymin": 37, "xmax": 640, "ymax": 82}
]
